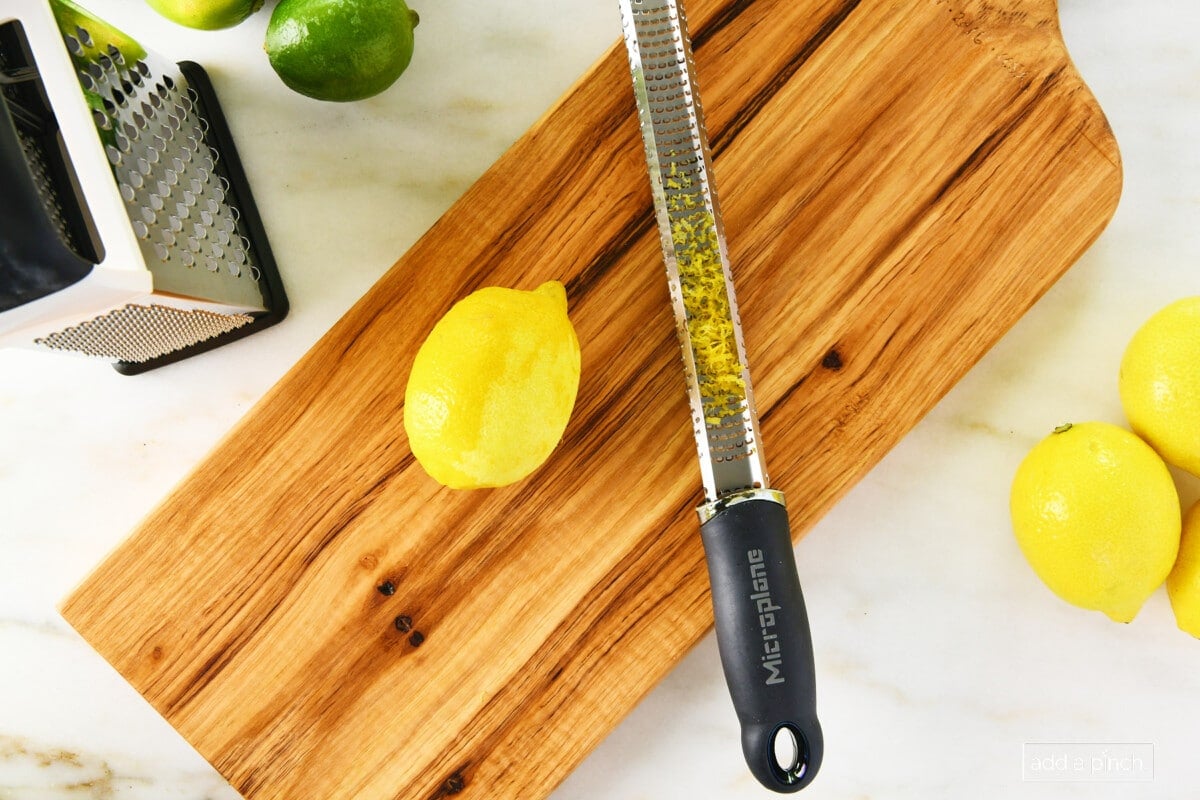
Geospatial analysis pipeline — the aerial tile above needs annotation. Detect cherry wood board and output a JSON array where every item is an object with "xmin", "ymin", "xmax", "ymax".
[{"xmin": 61, "ymin": 0, "xmax": 1121, "ymax": 797}]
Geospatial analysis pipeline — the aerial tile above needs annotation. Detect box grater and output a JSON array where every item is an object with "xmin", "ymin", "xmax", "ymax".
[{"xmin": 0, "ymin": 0, "xmax": 286, "ymax": 374}]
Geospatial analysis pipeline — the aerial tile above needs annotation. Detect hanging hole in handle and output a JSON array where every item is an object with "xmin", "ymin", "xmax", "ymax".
[{"xmin": 771, "ymin": 724, "xmax": 809, "ymax": 784}]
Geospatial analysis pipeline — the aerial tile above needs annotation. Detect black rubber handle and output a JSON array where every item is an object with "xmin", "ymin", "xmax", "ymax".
[{"xmin": 700, "ymin": 497, "xmax": 822, "ymax": 792}]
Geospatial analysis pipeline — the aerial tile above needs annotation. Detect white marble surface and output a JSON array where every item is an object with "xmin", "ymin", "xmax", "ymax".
[{"xmin": 3, "ymin": 0, "xmax": 1200, "ymax": 797}]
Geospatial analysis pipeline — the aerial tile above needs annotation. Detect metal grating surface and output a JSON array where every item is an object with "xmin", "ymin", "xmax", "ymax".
[
  {"xmin": 61, "ymin": 16, "xmax": 266, "ymax": 310},
  {"xmin": 15, "ymin": 124, "xmax": 80, "ymax": 252},
  {"xmin": 620, "ymin": 0, "xmax": 767, "ymax": 498},
  {"xmin": 34, "ymin": 303, "xmax": 252, "ymax": 363},
  {"xmin": 1, "ymin": 18, "xmax": 99, "ymax": 263}
]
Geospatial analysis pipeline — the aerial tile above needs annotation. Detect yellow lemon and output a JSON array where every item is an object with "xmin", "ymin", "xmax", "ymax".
[
  {"xmin": 1010, "ymin": 421, "xmax": 1181, "ymax": 622},
  {"xmin": 1119, "ymin": 297, "xmax": 1200, "ymax": 476},
  {"xmin": 404, "ymin": 281, "xmax": 581, "ymax": 489},
  {"xmin": 1167, "ymin": 500, "xmax": 1200, "ymax": 637}
]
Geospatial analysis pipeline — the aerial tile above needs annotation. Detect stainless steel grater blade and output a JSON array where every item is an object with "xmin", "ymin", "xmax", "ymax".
[
  {"xmin": 619, "ymin": 0, "xmax": 823, "ymax": 791},
  {"xmin": 620, "ymin": 0, "xmax": 765, "ymax": 504},
  {"xmin": 0, "ymin": 0, "xmax": 287, "ymax": 373}
]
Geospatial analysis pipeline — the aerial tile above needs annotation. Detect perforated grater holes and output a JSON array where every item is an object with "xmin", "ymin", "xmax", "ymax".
[
  {"xmin": 1, "ymin": 18, "xmax": 103, "ymax": 267},
  {"xmin": 67, "ymin": 25, "xmax": 261, "ymax": 301},
  {"xmin": 2, "ymin": 5, "xmax": 285, "ymax": 370},
  {"xmin": 19, "ymin": 134, "xmax": 55, "ymax": 204},
  {"xmin": 621, "ymin": 0, "xmax": 767, "ymax": 495},
  {"xmin": 34, "ymin": 304, "xmax": 253, "ymax": 363},
  {"xmin": 17, "ymin": 127, "xmax": 74, "ymax": 248}
]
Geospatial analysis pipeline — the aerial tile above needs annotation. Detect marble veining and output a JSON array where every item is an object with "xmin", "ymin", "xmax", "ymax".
[{"xmin": 0, "ymin": 733, "xmax": 240, "ymax": 800}]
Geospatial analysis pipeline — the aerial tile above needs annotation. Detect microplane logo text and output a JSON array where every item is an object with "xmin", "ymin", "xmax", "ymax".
[{"xmin": 748, "ymin": 548, "xmax": 784, "ymax": 685}]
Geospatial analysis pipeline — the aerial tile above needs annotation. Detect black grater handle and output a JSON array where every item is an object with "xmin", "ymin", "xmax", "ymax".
[{"xmin": 699, "ymin": 497, "xmax": 822, "ymax": 792}]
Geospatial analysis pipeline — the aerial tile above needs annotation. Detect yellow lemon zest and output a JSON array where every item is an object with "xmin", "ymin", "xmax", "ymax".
[{"xmin": 662, "ymin": 156, "xmax": 744, "ymax": 424}]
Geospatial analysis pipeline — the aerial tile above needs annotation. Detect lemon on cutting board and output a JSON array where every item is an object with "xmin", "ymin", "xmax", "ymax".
[
  {"xmin": 1010, "ymin": 421, "xmax": 1181, "ymax": 622},
  {"xmin": 1119, "ymin": 296, "xmax": 1200, "ymax": 477},
  {"xmin": 404, "ymin": 281, "xmax": 581, "ymax": 490}
]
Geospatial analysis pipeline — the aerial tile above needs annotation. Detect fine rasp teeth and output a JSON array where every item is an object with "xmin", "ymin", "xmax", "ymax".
[{"xmin": 620, "ymin": 0, "xmax": 769, "ymax": 499}]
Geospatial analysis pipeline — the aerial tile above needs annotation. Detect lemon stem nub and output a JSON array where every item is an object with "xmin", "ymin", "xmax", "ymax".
[
  {"xmin": 409, "ymin": 9, "xmax": 419, "ymax": 27},
  {"xmin": 1053, "ymin": 423, "xmax": 1074, "ymax": 434}
]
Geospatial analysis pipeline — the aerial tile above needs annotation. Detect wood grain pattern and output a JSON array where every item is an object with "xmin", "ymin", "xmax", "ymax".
[{"xmin": 61, "ymin": 0, "xmax": 1120, "ymax": 797}]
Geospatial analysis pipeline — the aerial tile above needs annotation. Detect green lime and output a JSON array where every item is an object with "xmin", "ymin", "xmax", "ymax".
[
  {"xmin": 264, "ymin": 0, "xmax": 420, "ymax": 102},
  {"xmin": 144, "ymin": 0, "xmax": 265, "ymax": 30},
  {"xmin": 50, "ymin": 0, "xmax": 147, "ymax": 62},
  {"xmin": 50, "ymin": 0, "xmax": 148, "ymax": 150}
]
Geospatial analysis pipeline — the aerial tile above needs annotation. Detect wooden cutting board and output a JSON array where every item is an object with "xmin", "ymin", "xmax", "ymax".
[{"xmin": 61, "ymin": 0, "xmax": 1121, "ymax": 797}]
